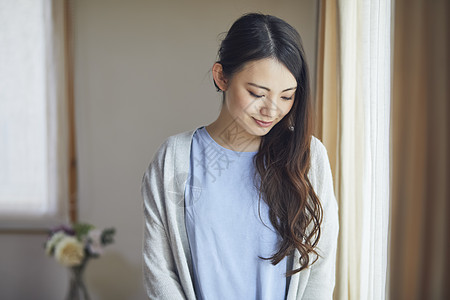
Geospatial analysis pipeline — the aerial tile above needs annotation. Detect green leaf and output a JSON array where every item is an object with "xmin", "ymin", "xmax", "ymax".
[
  {"xmin": 72, "ymin": 223, "xmax": 95, "ymax": 240},
  {"xmin": 101, "ymin": 228, "xmax": 116, "ymax": 246}
]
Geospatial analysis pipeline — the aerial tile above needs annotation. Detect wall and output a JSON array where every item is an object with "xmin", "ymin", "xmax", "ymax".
[{"xmin": 0, "ymin": 1, "xmax": 318, "ymax": 299}]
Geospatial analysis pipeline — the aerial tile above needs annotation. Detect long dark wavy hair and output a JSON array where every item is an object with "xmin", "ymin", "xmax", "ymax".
[{"xmin": 214, "ymin": 13, "xmax": 323, "ymax": 275}]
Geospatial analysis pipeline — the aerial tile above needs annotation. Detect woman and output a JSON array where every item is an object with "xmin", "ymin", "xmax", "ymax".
[{"xmin": 142, "ymin": 13, "xmax": 339, "ymax": 300}]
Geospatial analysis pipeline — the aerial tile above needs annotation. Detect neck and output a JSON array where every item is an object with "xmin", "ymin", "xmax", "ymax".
[{"xmin": 205, "ymin": 120, "xmax": 261, "ymax": 152}]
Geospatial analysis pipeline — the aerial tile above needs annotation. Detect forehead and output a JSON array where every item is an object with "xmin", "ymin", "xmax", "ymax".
[{"xmin": 232, "ymin": 58, "xmax": 297, "ymax": 90}]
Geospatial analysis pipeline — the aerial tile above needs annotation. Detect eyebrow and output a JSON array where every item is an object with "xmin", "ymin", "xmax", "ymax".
[{"xmin": 247, "ymin": 82, "xmax": 297, "ymax": 92}]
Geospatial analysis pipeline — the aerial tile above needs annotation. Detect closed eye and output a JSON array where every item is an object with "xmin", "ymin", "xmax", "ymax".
[
  {"xmin": 249, "ymin": 91, "xmax": 264, "ymax": 98},
  {"xmin": 281, "ymin": 96, "xmax": 293, "ymax": 100}
]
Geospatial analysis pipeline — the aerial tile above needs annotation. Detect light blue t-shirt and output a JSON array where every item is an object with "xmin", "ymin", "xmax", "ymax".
[{"xmin": 185, "ymin": 126, "xmax": 287, "ymax": 300}]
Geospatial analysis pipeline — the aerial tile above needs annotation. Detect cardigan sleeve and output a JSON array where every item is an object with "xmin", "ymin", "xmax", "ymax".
[
  {"xmin": 301, "ymin": 138, "xmax": 339, "ymax": 300},
  {"xmin": 141, "ymin": 142, "xmax": 188, "ymax": 300}
]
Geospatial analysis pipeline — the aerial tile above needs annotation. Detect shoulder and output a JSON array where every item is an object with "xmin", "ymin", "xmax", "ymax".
[
  {"xmin": 308, "ymin": 136, "xmax": 339, "ymax": 239},
  {"xmin": 143, "ymin": 128, "xmax": 199, "ymax": 180},
  {"xmin": 150, "ymin": 128, "xmax": 197, "ymax": 162},
  {"xmin": 309, "ymin": 136, "xmax": 330, "ymax": 173},
  {"xmin": 157, "ymin": 129, "xmax": 196, "ymax": 154},
  {"xmin": 308, "ymin": 136, "xmax": 335, "ymax": 201},
  {"xmin": 310, "ymin": 136, "xmax": 328, "ymax": 157}
]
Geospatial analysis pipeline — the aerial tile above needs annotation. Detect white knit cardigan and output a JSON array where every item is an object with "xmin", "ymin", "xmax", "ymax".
[{"xmin": 142, "ymin": 128, "xmax": 339, "ymax": 300}]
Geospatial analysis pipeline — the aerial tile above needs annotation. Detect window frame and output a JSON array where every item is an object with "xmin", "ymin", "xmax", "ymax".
[{"xmin": 0, "ymin": 0, "xmax": 77, "ymax": 233}]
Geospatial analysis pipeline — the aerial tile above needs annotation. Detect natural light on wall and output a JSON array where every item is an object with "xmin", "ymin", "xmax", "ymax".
[{"xmin": 0, "ymin": 0, "xmax": 69, "ymax": 229}]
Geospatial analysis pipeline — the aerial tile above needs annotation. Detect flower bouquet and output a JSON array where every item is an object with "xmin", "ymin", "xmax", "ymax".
[{"xmin": 45, "ymin": 223, "xmax": 115, "ymax": 300}]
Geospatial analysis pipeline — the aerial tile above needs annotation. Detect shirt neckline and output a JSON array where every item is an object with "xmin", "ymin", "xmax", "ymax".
[{"xmin": 197, "ymin": 126, "xmax": 258, "ymax": 157}]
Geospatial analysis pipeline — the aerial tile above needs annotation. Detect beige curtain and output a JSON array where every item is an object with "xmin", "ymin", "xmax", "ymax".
[
  {"xmin": 315, "ymin": 0, "xmax": 343, "ymax": 295},
  {"xmin": 388, "ymin": 0, "xmax": 449, "ymax": 299},
  {"xmin": 315, "ymin": 0, "xmax": 340, "ymax": 180}
]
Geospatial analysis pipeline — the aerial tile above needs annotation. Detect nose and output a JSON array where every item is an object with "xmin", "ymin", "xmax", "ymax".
[{"xmin": 259, "ymin": 97, "xmax": 278, "ymax": 118}]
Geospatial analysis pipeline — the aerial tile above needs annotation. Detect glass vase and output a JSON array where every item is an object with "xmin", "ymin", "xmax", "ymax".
[{"xmin": 66, "ymin": 263, "xmax": 91, "ymax": 300}]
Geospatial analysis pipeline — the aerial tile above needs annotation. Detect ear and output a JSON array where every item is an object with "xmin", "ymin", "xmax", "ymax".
[{"xmin": 212, "ymin": 63, "xmax": 228, "ymax": 91}]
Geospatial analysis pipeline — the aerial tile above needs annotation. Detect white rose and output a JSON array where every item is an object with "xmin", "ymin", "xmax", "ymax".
[
  {"xmin": 54, "ymin": 236, "xmax": 85, "ymax": 267},
  {"xmin": 45, "ymin": 232, "xmax": 66, "ymax": 256}
]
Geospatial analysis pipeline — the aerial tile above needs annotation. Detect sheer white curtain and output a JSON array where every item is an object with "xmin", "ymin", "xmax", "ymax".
[
  {"xmin": 0, "ymin": 0, "xmax": 69, "ymax": 229},
  {"xmin": 337, "ymin": 0, "xmax": 391, "ymax": 298}
]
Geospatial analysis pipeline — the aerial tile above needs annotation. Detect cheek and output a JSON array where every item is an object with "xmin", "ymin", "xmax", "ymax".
[
  {"xmin": 279, "ymin": 101, "xmax": 295, "ymax": 117},
  {"xmin": 230, "ymin": 89, "xmax": 255, "ymax": 112}
]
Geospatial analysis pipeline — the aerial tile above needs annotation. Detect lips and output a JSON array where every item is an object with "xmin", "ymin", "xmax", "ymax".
[{"xmin": 253, "ymin": 117, "xmax": 273, "ymax": 128}]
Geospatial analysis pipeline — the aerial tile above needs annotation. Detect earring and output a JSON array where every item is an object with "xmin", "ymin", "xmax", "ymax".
[{"xmin": 288, "ymin": 118, "xmax": 295, "ymax": 131}]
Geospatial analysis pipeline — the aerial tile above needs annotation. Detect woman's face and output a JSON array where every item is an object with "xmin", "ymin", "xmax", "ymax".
[{"xmin": 220, "ymin": 58, "xmax": 297, "ymax": 142}]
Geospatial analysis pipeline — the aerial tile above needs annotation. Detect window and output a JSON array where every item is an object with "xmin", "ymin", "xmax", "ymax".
[{"xmin": 0, "ymin": 0, "xmax": 75, "ymax": 230}]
